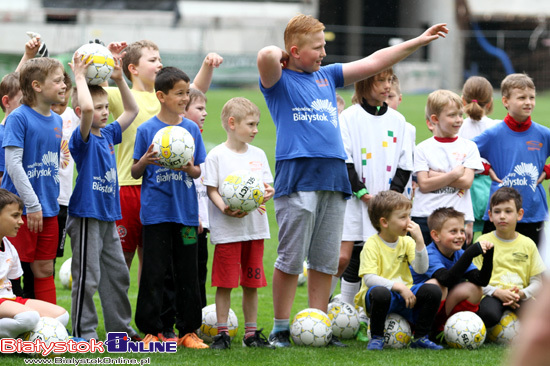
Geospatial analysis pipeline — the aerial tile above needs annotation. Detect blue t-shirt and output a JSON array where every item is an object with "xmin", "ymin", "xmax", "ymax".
[
  {"xmin": 411, "ymin": 242, "xmax": 477, "ymax": 284},
  {"xmin": 1, "ymin": 105, "xmax": 62, "ymax": 217},
  {"xmin": 68, "ymin": 122, "xmax": 122, "ymax": 221},
  {"xmin": 0, "ymin": 124, "xmax": 5, "ymax": 173},
  {"xmin": 133, "ymin": 116, "xmax": 206, "ymax": 226},
  {"xmin": 260, "ymin": 64, "xmax": 351, "ymax": 197},
  {"xmin": 473, "ymin": 121, "xmax": 550, "ymax": 222}
]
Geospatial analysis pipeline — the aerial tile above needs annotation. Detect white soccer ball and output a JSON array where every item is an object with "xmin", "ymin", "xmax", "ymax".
[
  {"xmin": 297, "ymin": 260, "xmax": 308, "ymax": 286},
  {"xmin": 290, "ymin": 308, "xmax": 332, "ymax": 347},
  {"xmin": 22, "ymin": 317, "xmax": 69, "ymax": 356},
  {"xmin": 356, "ymin": 306, "xmax": 369, "ymax": 325},
  {"xmin": 152, "ymin": 126, "xmax": 195, "ymax": 169},
  {"xmin": 327, "ymin": 301, "xmax": 360, "ymax": 339},
  {"xmin": 221, "ymin": 170, "xmax": 265, "ymax": 212},
  {"xmin": 58, "ymin": 257, "xmax": 72, "ymax": 290},
  {"xmin": 196, "ymin": 304, "xmax": 239, "ymax": 343},
  {"xmin": 74, "ymin": 43, "xmax": 115, "ymax": 85},
  {"xmin": 444, "ymin": 311, "xmax": 486, "ymax": 349},
  {"xmin": 367, "ymin": 313, "xmax": 411, "ymax": 348},
  {"xmin": 488, "ymin": 310, "xmax": 520, "ymax": 345}
]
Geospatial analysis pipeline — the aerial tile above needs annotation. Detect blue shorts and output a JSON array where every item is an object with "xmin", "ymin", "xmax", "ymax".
[{"xmin": 365, "ymin": 284, "xmax": 425, "ymax": 324}]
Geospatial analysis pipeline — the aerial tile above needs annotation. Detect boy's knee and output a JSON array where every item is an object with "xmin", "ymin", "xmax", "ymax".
[
  {"xmin": 369, "ymin": 286, "xmax": 391, "ymax": 304},
  {"xmin": 417, "ymin": 283, "xmax": 442, "ymax": 301}
]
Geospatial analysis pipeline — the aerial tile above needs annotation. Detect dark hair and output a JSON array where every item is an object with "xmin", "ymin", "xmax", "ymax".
[
  {"xmin": 72, "ymin": 85, "xmax": 108, "ymax": 108},
  {"xmin": 428, "ymin": 207, "xmax": 465, "ymax": 232},
  {"xmin": 0, "ymin": 72, "xmax": 20, "ymax": 112},
  {"xmin": 154, "ymin": 67, "xmax": 190, "ymax": 94},
  {"xmin": 0, "ymin": 188, "xmax": 23, "ymax": 211},
  {"xmin": 368, "ymin": 190, "xmax": 412, "ymax": 232},
  {"xmin": 490, "ymin": 187, "xmax": 522, "ymax": 211}
]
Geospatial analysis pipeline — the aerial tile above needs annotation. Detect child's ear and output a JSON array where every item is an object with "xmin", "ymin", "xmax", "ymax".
[
  {"xmin": 517, "ymin": 208, "xmax": 524, "ymax": 222},
  {"xmin": 74, "ymin": 105, "xmax": 82, "ymax": 118},
  {"xmin": 227, "ymin": 116, "xmax": 236, "ymax": 130},
  {"xmin": 31, "ymin": 80, "xmax": 42, "ymax": 93},
  {"xmin": 430, "ymin": 229, "xmax": 439, "ymax": 244},
  {"xmin": 461, "ymin": 96, "xmax": 467, "ymax": 106},
  {"xmin": 1, "ymin": 95, "xmax": 9, "ymax": 109},
  {"xmin": 156, "ymin": 90, "xmax": 165, "ymax": 103},
  {"xmin": 501, "ymin": 96, "xmax": 509, "ymax": 110},
  {"xmin": 127, "ymin": 63, "xmax": 138, "ymax": 77},
  {"xmin": 430, "ymin": 113, "xmax": 438, "ymax": 125},
  {"xmin": 289, "ymin": 45, "xmax": 300, "ymax": 58},
  {"xmin": 487, "ymin": 209, "xmax": 494, "ymax": 223},
  {"xmin": 379, "ymin": 217, "xmax": 388, "ymax": 229}
]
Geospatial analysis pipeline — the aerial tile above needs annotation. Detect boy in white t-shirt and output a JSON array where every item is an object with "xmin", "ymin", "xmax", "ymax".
[
  {"xmin": 411, "ymin": 90, "xmax": 483, "ymax": 246},
  {"xmin": 204, "ymin": 97, "xmax": 275, "ymax": 349}
]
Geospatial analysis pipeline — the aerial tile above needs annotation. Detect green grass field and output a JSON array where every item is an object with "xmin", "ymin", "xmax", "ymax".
[{"xmin": 4, "ymin": 87, "xmax": 550, "ymax": 365}]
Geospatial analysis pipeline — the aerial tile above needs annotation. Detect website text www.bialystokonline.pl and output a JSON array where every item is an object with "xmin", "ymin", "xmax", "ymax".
[{"xmin": 23, "ymin": 357, "xmax": 151, "ymax": 365}]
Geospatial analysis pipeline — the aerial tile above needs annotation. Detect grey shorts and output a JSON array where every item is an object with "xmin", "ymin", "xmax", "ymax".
[{"xmin": 274, "ymin": 191, "xmax": 346, "ymax": 275}]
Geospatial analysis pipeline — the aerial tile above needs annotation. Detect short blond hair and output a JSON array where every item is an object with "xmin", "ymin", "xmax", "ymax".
[
  {"xmin": 352, "ymin": 68, "xmax": 393, "ymax": 104},
  {"xmin": 221, "ymin": 97, "xmax": 260, "ymax": 131},
  {"xmin": 501, "ymin": 73, "xmax": 535, "ymax": 99},
  {"xmin": 368, "ymin": 191, "xmax": 412, "ymax": 233},
  {"xmin": 122, "ymin": 40, "xmax": 159, "ymax": 81},
  {"xmin": 426, "ymin": 89, "xmax": 462, "ymax": 120},
  {"xmin": 284, "ymin": 14, "xmax": 325, "ymax": 54},
  {"xmin": 19, "ymin": 58, "xmax": 64, "ymax": 107}
]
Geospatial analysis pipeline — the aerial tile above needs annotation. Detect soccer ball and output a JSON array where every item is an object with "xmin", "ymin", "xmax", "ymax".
[
  {"xmin": 196, "ymin": 304, "xmax": 238, "ymax": 343},
  {"xmin": 74, "ymin": 43, "xmax": 115, "ymax": 85},
  {"xmin": 444, "ymin": 311, "xmax": 486, "ymax": 349},
  {"xmin": 488, "ymin": 310, "xmax": 520, "ymax": 345},
  {"xmin": 152, "ymin": 126, "xmax": 195, "ymax": 169},
  {"xmin": 290, "ymin": 308, "xmax": 332, "ymax": 347},
  {"xmin": 297, "ymin": 260, "xmax": 308, "ymax": 286},
  {"xmin": 21, "ymin": 317, "xmax": 69, "ymax": 356},
  {"xmin": 327, "ymin": 301, "xmax": 360, "ymax": 339},
  {"xmin": 356, "ymin": 306, "xmax": 369, "ymax": 325},
  {"xmin": 59, "ymin": 257, "xmax": 72, "ymax": 290},
  {"xmin": 221, "ymin": 170, "xmax": 265, "ymax": 212},
  {"xmin": 367, "ymin": 313, "xmax": 411, "ymax": 348}
]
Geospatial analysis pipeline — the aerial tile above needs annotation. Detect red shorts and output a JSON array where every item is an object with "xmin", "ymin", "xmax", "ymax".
[
  {"xmin": 0, "ymin": 296, "xmax": 29, "ymax": 306},
  {"xmin": 212, "ymin": 240, "xmax": 267, "ymax": 289},
  {"xmin": 9, "ymin": 216, "xmax": 58, "ymax": 263},
  {"xmin": 117, "ymin": 185, "xmax": 143, "ymax": 253}
]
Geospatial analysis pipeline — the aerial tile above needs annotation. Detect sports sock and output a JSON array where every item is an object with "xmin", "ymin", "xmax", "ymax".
[
  {"xmin": 34, "ymin": 275, "xmax": 56, "ymax": 304},
  {"xmin": 0, "ymin": 311, "xmax": 40, "ymax": 338},
  {"xmin": 340, "ymin": 278, "xmax": 360, "ymax": 305},
  {"xmin": 244, "ymin": 322, "xmax": 257, "ymax": 339},
  {"xmin": 271, "ymin": 318, "xmax": 290, "ymax": 334},
  {"xmin": 216, "ymin": 323, "xmax": 229, "ymax": 335},
  {"xmin": 56, "ymin": 311, "xmax": 69, "ymax": 327},
  {"xmin": 330, "ymin": 276, "xmax": 340, "ymax": 297}
]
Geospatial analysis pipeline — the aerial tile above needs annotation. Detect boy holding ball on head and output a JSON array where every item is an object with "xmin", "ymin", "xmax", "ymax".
[
  {"xmin": 204, "ymin": 97, "xmax": 275, "ymax": 349},
  {"xmin": 132, "ymin": 66, "xmax": 207, "ymax": 349}
]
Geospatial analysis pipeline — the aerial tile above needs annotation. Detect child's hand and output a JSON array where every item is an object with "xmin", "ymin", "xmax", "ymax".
[
  {"xmin": 280, "ymin": 51, "xmax": 290, "ymax": 69},
  {"xmin": 203, "ymin": 53, "xmax": 223, "ymax": 68},
  {"xmin": 394, "ymin": 283, "xmax": 416, "ymax": 308},
  {"xmin": 408, "ymin": 220, "xmax": 424, "ymax": 246},
  {"xmin": 479, "ymin": 240, "xmax": 494, "ymax": 254},
  {"xmin": 70, "ymin": 53, "xmax": 92, "ymax": 79},
  {"xmin": 24, "ymin": 36, "xmax": 42, "ymax": 59},
  {"xmin": 27, "ymin": 210, "xmax": 43, "ymax": 233},
  {"xmin": 263, "ymin": 183, "xmax": 275, "ymax": 202},
  {"xmin": 537, "ymin": 170, "xmax": 546, "ymax": 185},
  {"xmin": 488, "ymin": 167, "xmax": 503, "ymax": 183},
  {"xmin": 110, "ymin": 56, "xmax": 124, "ymax": 81},
  {"xmin": 360, "ymin": 193, "xmax": 372, "ymax": 205},
  {"xmin": 140, "ymin": 144, "xmax": 161, "ymax": 167},
  {"xmin": 494, "ymin": 288, "xmax": 521, "ymax": 308},
  {"xmin": 451, "ymin": 164, "xmax": 465, "ymax": 179},
  {"xmin": 107, "ymin": 42, "xmax": 128, "ymax": 58},
  {"xmin": 418, "ymin": 23, "xmax": 449, "ymax": 46},
  {"xmin": 223, "ymin": 206, "xmax": 248, "ymax": 218}
]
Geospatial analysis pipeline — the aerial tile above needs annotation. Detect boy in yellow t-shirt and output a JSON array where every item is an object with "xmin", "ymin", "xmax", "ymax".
[
  {"xmin": 475, "ymin": 187, "xmax": 546, "ymax": 328},
  {"xmin": 354, "ymin": 190, "xmax": 443, "ymax": 350}
]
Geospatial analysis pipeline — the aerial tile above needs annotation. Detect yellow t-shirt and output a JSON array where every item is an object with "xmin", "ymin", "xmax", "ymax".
[
  {"xmin": 106, "ymin": 87, "xmax": 161, "ymax": 185},
  {"xmin": 354, "ymin": 234, "xmax": 417, "ymax": 310},
  {"xmin": 474, "ymin": 231, "xmax": 546, "ymax": 290}
]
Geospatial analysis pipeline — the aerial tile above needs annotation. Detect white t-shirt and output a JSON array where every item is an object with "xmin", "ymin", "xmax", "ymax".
[
  {"xmin": 204, "ymin": 143, "xmax": 273, "ymax": 244},
  {"xmin": 0, "ymin": 237, "xmax": 23, "ymax": 299},
  {"xmin": 58, "ymin": 107, "xmax": 80, "ymax": 206},
  {"xmin": 458, "ymin": 116, "xmax": 499, "ymax": 141},
  {"xmin": 194, "ymin": 163, "xmax": 209, "ymax": 230},
  {"xmin": 411, "ymin": 137, "xmax": 483, "ymax": 221},
  {"xmin": 339, "ymin": 104, "xmax": 413, "ymax": 241}
]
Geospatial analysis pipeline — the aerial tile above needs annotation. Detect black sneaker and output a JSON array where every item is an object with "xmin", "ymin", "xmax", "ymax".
[
  {"xmin": 242, "ymin": 329, "xmax": 276, "ymax": 349},
  {"xmin": 328, "ymin": 335, "xmax": 348, "ymax": 347},
  {"xmin": 210, "ymin": 333, "xmax": 231, "ymax": 350},
  {"xmin": 268, "ymin": 330, "xmax": 291, "ymax": 348}
]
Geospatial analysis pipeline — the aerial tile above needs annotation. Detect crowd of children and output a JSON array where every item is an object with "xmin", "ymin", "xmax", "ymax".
[{"xmin": 0, "ymin": 13, "xmax": 548, "ymax": 357}]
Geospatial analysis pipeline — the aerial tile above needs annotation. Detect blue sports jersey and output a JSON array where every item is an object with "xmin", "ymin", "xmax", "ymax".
[
  {"xmin": 133, "ymin": 116, "xmax": 206, "ymax": 226},
  {"xmin": 411, "ymin": 242, "xmax": 477, "ymax": 284},
  {"xmin": 1, "ymin": 105, "xmax": 62, "ymax": 217},
  {"xmin": 473, "ymin": 122, "xmax": 550, "ymax": 222},
  {"xmin": 68, "ymin": 122, "xmax": 122, "ymax": 221},
  {"xmin": 0, "ymin": 124, "xmax": 5, "ymax": 173}
]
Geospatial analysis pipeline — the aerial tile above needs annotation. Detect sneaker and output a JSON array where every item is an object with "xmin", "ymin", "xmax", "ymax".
[
  {"xmin": 356, "ymin": 322, "xmax": 369, "ymax": 342},
  {"xmin": 210, "ymin": 332, "xmax": 231, "ymax": 350},
  {"xmin": 130, "ymin": 334, "xmax": 142, "ymax": 342},
  {"xmin": 142, "ymin": 334, "xmax": 159, "ymax": 350},
  {"xmin": 410, "ymin": 335, "xmax": 444, "ymax": 350},
  {"xmin": 242, "ymin": 329, "xmax": 275, "ymax": 349},
  {"xmin": 178, "ymin": 333, "xmax": 209, "ymax": 349},
  {"xmin": 327, "ymin": 335, "xmax": 348, "ymax": 347},
  {"xmin": 158, "ymin": 330, "xmax": 178, "ymax": 343},
  {"xmin": 367, "ymin": 335, "xmax": 384, "ymax": 350},
  {"xmin": 268, "ymin": 330, "xmax": 291, "ymax": 348}
]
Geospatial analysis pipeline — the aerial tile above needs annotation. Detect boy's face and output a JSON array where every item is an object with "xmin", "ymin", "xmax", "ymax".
[
  {"xmin": 367, "ymin": 73, "xmax": 393, "ymax": 106},
  {"xmin": 431, "ymin": 217, "xmax": 466, "ymax": 256},
  {"xmin": 0, "ymin": 203, "xmax": 24, "ymax": 238},
  {"xmin": 382, "ymin": 207, "xmax": 411, "ymax": 239},
  {"xmin": 432, "ymin": 102, "xmax": 463, "ymax": 138},
  {"xmin": 488, "ymin": 199, "xmax": 524, "ymax": 236},
  {"xmin": 294, "ymin": 31, "xmax": 326, "ymax": 73},
  {"xmin": 91, "ymin": 95, "xmax": 110, "ymax": 130},
  {"xmin": 134, "ymin": 47, "xmax": 163, "ymax": 85},
  {"xmin": 185, "ymin": 98, "xmax": 207, "ymax": 130},
  {"xmin": 51, "ymin": 89, "xmax": 72, "ymax": 115},
  {"xmin": 37, "ymin": 67, "xmax": 66, "ymax": 105},
  {"xmin": 502, "ymin": 88, "xmax": 535, "ymax": 122},
  {"xmin": 232, "ymin": 114, "xmax": 259, "ymax": 144},
  {"xmin": 386, "ymin": 89, "xmax": 402, "ymax": 110},
  {"xmin": 160, "ymin": 80, "xmax": 190, "ymax": 115}
]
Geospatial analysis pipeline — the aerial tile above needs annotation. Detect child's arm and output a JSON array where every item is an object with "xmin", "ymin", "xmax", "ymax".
[
  {"xmin": 206, "ymin": 185, "xmax": 247, "ymax": 218},
  {"xmin": 190, "ymin": 53, "xmax": 223, "ymax": 93},
  {"xmin": 519, "ymin": 274, "xmax": 544, "ymax": 300},
  {"xmin": 426, "ymin": 167, "xmax": 475, "ymax": 190},
  {"xmin": 416, "ymin": 164, "xmax": 465, "ymax": 193},
  {"xmin": 342, "ymin": 24, "xmax": 448, "ymax": 86},
  {"xmin": 464, "ymin": 242, "xmax": 494, "ymax": 286},
  {"xmin": 173, "ymin": 159, "xmax": 201, "ymax": 179},
  {"xmin": 110, "ymin": 56, "xmax": 138, "ymax": 132},
  {"xmin": 433, "ymin": 241, "xmax": 492, "ymax": 288},
  {"xmin": 263, "ymin": 183, "xmax": 275, "ymax": 203},
  {"xmin": 70, "ymin": 53, "xmax": 94, "ymax": 142},
  {"xmin": 491, "ymin": 288, "xmax": 521, "ymax": 309},
  {"xmin": 257, "ymin": 46, "xmax": 289, "ymax": 89},
  {"xmin": 15, "ymin": 36, "xmax": 41, "ymax": 72},
  {"xmin": 131, "ymin": 146, "xmax": 160, "ymax": 179}
]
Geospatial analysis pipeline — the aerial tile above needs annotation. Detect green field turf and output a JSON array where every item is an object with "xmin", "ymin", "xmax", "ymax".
[{"xmin": 4, "ymin": 87, "xmax": 549, "ymax": 365}]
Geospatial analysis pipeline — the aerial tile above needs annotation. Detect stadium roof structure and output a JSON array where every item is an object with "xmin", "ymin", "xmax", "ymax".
[{"xmin": 461, "ymin": 0, "xmax": 550, "ymax": 21}]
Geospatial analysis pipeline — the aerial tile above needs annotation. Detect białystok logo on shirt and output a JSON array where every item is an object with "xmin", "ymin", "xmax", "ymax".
[
  {"xmin": 156, "ymin": 167, "xmax": 194, "ymax": 188},
  {"xmin": 499, "ymin": 162, "xmax": 538, "ymax": 192},
  {"xmin": 292, "ymin": 99, "xmax": 338, "ymax": 128},
  {"xmin": 92, "ymin": 168, "xmax": 117, "ymax": 196},
  {"xmin": 27, "ymin": 152, "xmax": 59, "ymax": 184}
]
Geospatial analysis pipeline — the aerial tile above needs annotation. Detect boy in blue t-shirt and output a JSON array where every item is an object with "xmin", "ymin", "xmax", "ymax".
[
  {"xmin": 66, "ymin": 52, "xmax": 140, "ymax": 341},
  {"xmin": 132, "ymin": 66, "xmax": 208, "ymax": 349},
  {"xmin": 411, "ymin": 207, "xmax": 494, "ymax": 337}
]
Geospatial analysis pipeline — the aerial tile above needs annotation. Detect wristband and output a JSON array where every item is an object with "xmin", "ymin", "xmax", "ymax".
[{"xmin": 354, "ymin": 188, "xmax": 369, "ymax": 199}]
